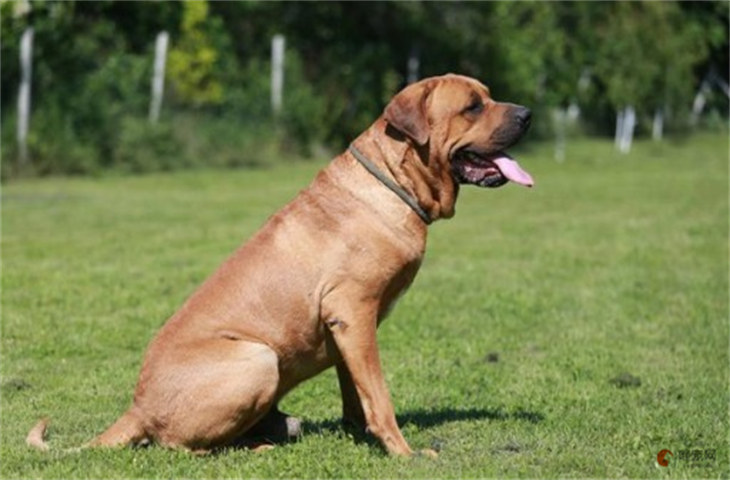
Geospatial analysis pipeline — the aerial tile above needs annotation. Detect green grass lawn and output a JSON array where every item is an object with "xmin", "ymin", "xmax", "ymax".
[{"xmin": 2, "ymin": 134, "xmax": 728, "ymax": 479}]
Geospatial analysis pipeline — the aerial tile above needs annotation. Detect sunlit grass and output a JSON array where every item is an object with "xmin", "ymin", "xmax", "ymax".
[{"xmin": 2, "ymin": 133, "xmax": 727, "ymax": 478}]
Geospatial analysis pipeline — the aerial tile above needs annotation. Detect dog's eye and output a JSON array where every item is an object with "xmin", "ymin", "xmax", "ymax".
[{"xmin": 463, "ymin": 99, "xmax": 484, "ymax": 115}]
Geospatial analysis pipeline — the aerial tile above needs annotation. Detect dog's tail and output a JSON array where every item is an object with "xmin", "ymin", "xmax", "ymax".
[
  {"xmin": 26, "ymin": 418, "xmax": 50, "ymax": 451},
  {"xmin": 27, "ymin": 409, "xmax": 149, "ymax": 451}
]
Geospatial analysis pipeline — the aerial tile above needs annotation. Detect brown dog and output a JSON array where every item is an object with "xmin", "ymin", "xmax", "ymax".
[{"xmin": 28, "ymin": 74, "xmax": 534, "ymax": 456}]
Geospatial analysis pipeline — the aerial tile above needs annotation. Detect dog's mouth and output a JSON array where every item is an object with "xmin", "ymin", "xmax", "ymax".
[{"xmin": 452, "ymin": 149, "xmax": 534, "ymax": 188}]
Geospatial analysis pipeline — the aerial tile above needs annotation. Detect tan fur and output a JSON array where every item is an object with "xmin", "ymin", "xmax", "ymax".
[
  {"xmin": 26, "ymin": 418, "xmax": 49, "ymax": 451},
  {"xmin": 29, "ymin": 74, "xmax": 529, "ymax": 456}
]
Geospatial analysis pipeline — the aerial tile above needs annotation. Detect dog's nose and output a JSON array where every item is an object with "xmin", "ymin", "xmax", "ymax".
[{"xmin": 513, "ymin": 106, "xmax": 532, "ymax": 129}]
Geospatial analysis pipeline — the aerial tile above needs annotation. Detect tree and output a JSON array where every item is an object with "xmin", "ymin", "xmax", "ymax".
[
  {"xmin": 167, "ymin": 1, "xmax": 224, "ymax": 107},
  {"xmin": 1, "ymin": 1, "xmax": 726, "ymax": 176},
  {"xmin": 592, "ymin": 2, "xmax": 718, "ymax": 149}
]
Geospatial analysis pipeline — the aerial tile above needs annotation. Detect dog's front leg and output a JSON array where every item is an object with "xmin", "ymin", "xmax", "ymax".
[{"xmin": 325, "ymin": 305, "xmax": 413, "ymax": 456}]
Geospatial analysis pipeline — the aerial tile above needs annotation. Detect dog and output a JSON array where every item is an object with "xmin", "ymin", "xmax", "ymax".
[{"xmin": 28, "ymin": 74, "xmax": 534, "ymax": 456}]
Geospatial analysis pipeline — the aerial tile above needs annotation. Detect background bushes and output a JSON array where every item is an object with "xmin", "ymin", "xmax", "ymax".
[{"xmin": 1, "ymin": 1, "xmax": 727, "ymax": 177}]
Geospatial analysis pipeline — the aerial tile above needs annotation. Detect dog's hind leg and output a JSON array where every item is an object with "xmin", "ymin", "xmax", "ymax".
[
  {"xmin": 26, "ymin": 408, "xmax": 148, "ymax": 451},
  {"xmin": 88, "ymin": 408, "xmax": 148, "ymax": 447},
  {"xmin": 140, "ymin": 339, "xmax": 281, "ymax": 451},
  {"xmin": 243, "ymin": 404, "xmax": 302, "ymax": 443}
]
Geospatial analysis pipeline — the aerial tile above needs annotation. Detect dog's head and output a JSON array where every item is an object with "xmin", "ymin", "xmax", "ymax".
[{"xmin": 384, "ymin": 74, "xmax": 533, "ymax": 189}]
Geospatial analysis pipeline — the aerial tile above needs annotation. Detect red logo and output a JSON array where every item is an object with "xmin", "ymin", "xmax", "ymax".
[{"xmin": 657, "ymin": 449, "xmax": 673, "ymax": 467}]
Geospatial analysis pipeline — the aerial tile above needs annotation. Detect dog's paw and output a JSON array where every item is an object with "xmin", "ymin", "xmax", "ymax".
[
  {"xmin": 285, "ymin": 415, "xmax": 302, "ymax": 439},
  {"xmin": 251, "ymin": 443, "xmax": 276, "ymax": 453},
  {"xmin": 415, "ymin": 448, "xmax": 439, "ymax": 459}
]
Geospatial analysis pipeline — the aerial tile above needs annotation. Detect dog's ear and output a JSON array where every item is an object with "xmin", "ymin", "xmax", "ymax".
[{"xmin": 384, "ymin": 83, "xmax": 431, "ymax": 146}]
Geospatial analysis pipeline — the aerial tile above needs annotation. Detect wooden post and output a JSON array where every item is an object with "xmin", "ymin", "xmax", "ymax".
[
  {"xmin": 271, "ymin": 34, "xmax": 285, "ymax": 115},
  {"xmin": 149, "ymin": 31, "xmax": 169, "ymax": 124},
  {"xmin": 17, "ymin": 27, "xmax": 33, "ymax": 166}
]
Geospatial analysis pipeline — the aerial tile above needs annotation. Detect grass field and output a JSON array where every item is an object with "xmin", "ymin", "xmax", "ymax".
[{"xmin": 2, "ymin": 134, "xmax": 728, "ymax": 479}]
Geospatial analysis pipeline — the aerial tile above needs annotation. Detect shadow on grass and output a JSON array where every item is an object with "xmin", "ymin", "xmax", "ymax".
[
  {"xmin": 217, "ymin": 406, "xmax": 545, "ymax": 454},
  {"xmin": 298, "ymin": 406, "xmax": 545, "ymax": 453},
  {"xmin": 402, "ymin": 406, "xmax": 544, "ymax": 427},
  {"xmin": 304, "ymin": 406, "xmax": 544, "ymax": 435}
]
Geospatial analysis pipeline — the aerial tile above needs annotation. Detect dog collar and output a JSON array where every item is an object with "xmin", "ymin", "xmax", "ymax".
[{"xmin": 348, "ymin": 144, "xmax": 432, "ymax": 225}]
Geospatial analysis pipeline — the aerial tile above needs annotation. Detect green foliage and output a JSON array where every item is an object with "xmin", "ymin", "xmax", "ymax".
[
  {"xmin": 0, "ymin": 1, "xmax": 177, "ymax": 176},
  {"xmin": 596, "ymin": 3, "xmax": 702, "ymax": 114},
  {"xmin": 2, "ymin": 135, "xmax": 728, "ymax": 477},
  {"xmin": 1, "ymin": 101, "xmax": 99, "ymax": 177},
  {"xmin": 74, "ymin": 52, "xmax": 151, "ymax": 158},
  {"xmin": 113, "ymin": 116, "xmax": 182, "ymax": 173},
  {"xmin": 279, "ymin": 51, "xmax": 329, "ymax": 154},
  {"xmin": 474, "ymin": 3, "xmax": 570, "ymax": 138},
  {"xmin": 25, "ymin": 104, "xmax": 99, "ymax": 176},
  {"xmin": 0, "ymin": 1, "xmax": 727, "ymax": 177},
  {"xmin": 171, "ymin": 112, "xmax": 284, "ymax": 169},
  {"xmin": 167, "ymin": 1, "xmax": 225, "ymax": 107},
  {"xmin": 587, "ymin": 2, "xmax": 726, "ymax": 135}
]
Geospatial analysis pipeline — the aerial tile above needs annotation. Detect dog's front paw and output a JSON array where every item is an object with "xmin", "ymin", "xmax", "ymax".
[{"xmin": 415, "ymin": 448, "xmax": 439, "ymax": 459}]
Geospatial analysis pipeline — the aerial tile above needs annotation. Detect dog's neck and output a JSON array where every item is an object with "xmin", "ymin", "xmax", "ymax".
[{"xmin": 367, "ymin": 119, "xmax": 459, "ymax": 221}]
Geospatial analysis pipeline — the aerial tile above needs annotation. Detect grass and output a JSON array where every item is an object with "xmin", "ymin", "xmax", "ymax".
[{"xmin": 1, "ymin": 133, "xmax": 728, "ymax": 479}]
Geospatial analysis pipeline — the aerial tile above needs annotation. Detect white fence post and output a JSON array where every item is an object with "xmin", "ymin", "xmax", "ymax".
[
  {"xmin": 407, "ymin": 50, "xmax": 420, "ymax": 85},
  {"xmin": 619, "ymin": 105, "xmax": 635, "ymax": 154},
  {"xmin": 652, "ymin": 107, "xmax": 664, "ymax": 141},
  {"xmin": 17, "ymin": 27, "xmax": 33, "ymax": 166},
  {"xmin": 149, "ymin": 31, "xmax": 169, "ymax": 124},
  {"xmin": 271, "ymin": 34, "xmax": 285, "ymax": 115},
  {"xmin": 690, "ymin": 79, "xmax": 710, "ymax": 126}
]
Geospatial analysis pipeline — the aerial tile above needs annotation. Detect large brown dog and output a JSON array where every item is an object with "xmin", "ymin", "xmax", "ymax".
[{"xmin": 28, "ymin": 74, "xmax": 534, "ymax": 456}]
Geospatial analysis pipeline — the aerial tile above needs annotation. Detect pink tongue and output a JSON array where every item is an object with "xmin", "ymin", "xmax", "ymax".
[{"xmin": 493, "ymin": 156, "xmax": 534, "ymax": 187}]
